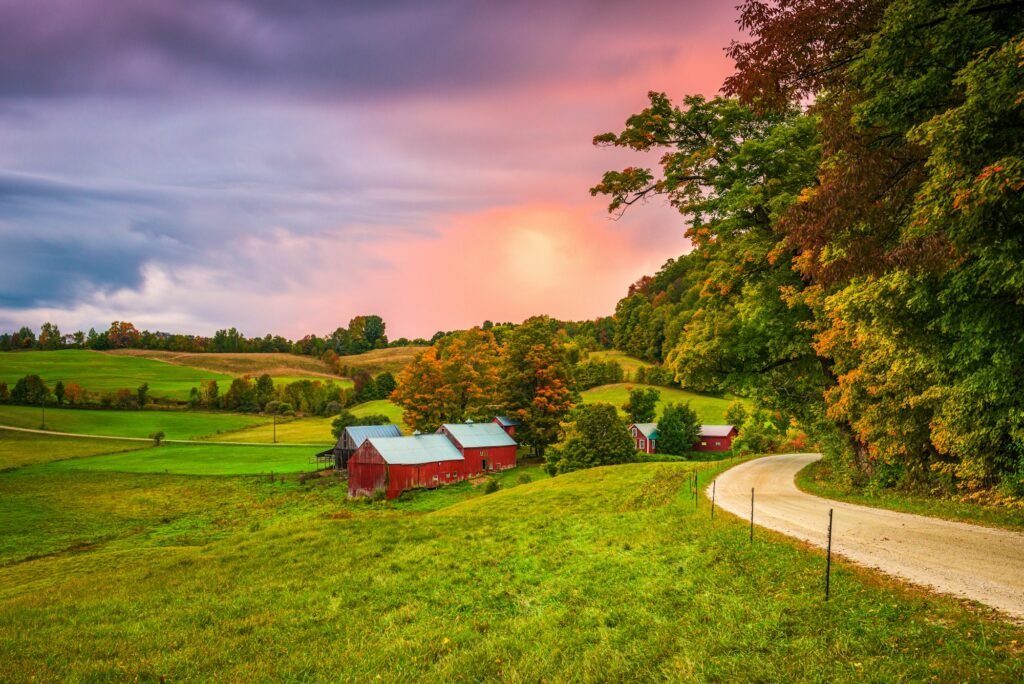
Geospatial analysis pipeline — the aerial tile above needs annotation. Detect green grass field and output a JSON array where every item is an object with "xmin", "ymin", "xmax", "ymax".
[
  {"xmin": 798, "ymin": 459, "xmax": 1024, "ymax": 531},
  {"xmin": 214, "ymin": 400, "xmax": 407, "ymax": 444},
  {"xmin": 0, "ymin": 350, "xmax": 234, "ymax": 401},
  {"xmin": 581, "ymin": 383, "xmax": 736, "ymax": 423},
  {"xmin": 589, "ymin": 350, "xmax": 655, "ymax": 379},
  {"xmin": 0, "ymin": 350, "xmax": 355, "ymax": 402},
  {"xmin": 0, "ymin": 405, "xmax": 269, "ymax": 440},
  {"xmin": 1, "ymin": 460, "xmax": 1021, "ymax": 681},
  {"xmin": 39, "ymin": 442, "xmax": 318, "ymax": 476},
  {"xmin": 0, "ymin": 430, "xmax": 145, "ymax": 471},
  {"xmin": 106, "ymin": 349, "xmax": 336, "ymax": 376}
]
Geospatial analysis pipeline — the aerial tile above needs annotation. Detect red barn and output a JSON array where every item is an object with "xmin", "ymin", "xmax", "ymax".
[
  {"xmin": 692, "ymin": 425, "xmax": 738, "ymax": 453},
  {"xmin": 491, "ymin": 415, "xmax": 520, "ymax": 437},
  {"xmin": 439, "ymin": 421, "xmax": 517, "ymax": 472},
  {"xmin": 629, "ymin": 423, "xmax": 658, "ymax": 454},
  {"xmin": 348, "ymin": 434, "xmax": 466, "ymax": 499}
]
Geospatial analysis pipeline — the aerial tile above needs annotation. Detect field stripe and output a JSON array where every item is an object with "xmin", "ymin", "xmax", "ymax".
[{"xmin": 0, "ymin": 424, "xmax": 328, "ymax": 448}]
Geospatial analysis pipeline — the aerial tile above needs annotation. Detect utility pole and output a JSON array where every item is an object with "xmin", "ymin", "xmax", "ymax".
[{"xmin": 273, "ymin": 414, "xmax": 277, "ymax": 444}]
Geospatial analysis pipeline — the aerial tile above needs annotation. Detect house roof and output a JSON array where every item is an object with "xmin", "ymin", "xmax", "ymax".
[
  {"xmin": 339, "ymin": 424, "xmax": 402, "ymax": 448},
  {"xmin": 440, "ymin": 422, "xmax": 518, "ymax": 448},
  {"xmin": 366, "ymin": 434, "xmax": 464, "ymax": 465},
  {"xmin": 700, "ymin": 424, "xmax": 737, "ymax": 438},
  {"xmin": 632, "ymin": 423, "xmax": 659, "ymax": 439},
  {"xmin": 493, "ymin": 415, "xmax": 521, "ymax": 427}
]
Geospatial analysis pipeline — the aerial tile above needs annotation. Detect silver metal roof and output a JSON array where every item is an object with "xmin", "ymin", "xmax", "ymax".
[
  {"xmin": 631, "ymin": 423, "xmax": 658, "ymax": 439},
  {"xmin": 440, "ymin": 422, "xmax": 517, "ymax": 448},
  {"xmin": 366, "ymin": 434, "xmax": 464, "ymax": 465},
  {"xmin": 341, "ymin": 424, "xmax": 402, "ymax": 448},
  {"xmin": 493, "ymin": 415, "xmax": 521, "ymax": 427},
  {"xmin": 700, "ymin": 425, "xmax": 736, "ymax": 438}
]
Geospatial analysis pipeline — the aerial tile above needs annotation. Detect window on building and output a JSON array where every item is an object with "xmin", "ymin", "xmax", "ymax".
[{"xmin": 701, "ymin": 441, "xmax": 707, "ymax": 446}]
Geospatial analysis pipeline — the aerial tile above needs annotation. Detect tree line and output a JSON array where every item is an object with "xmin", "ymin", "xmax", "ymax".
[{"xmin": 595, "ymin": 0, "xmax": 1024, "ymax": 499}]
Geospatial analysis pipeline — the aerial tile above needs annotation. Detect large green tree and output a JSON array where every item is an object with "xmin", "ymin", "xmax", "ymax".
[
  {"xmin": 545, "ymin": 403, "xmax": 636, "ymax": 474},
  {"xmin": 501, "ymin": 316, "xmax": 576, "ymax": 458}
]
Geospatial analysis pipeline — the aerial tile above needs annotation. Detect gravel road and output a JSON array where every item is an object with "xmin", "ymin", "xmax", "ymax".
[{"xmin": 712, "ymin": 453, "xmax": 1024, "ymax": 619}]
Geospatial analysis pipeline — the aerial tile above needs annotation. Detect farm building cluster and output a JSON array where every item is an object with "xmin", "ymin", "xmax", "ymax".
[
  {"xmin": 330, "ymin": 417, "xmax": 519, "ymax": 499},
  {"xmin": 629, "ymin": 423, "xmax": 738, "ymax": 454},
  {"xmin": 326, "ymin": 413, "xmax": 738, "ymax": 500}
]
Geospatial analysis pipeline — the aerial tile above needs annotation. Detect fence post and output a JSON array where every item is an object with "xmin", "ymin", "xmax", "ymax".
[
  {"xmin": 826, "ymin": 508, "xmax": 834, "ymax": 601},
  {"xmin": 711, "ymin": 479, "xmax": 716, "ymax": 520},
  {"xmin": 694, "ymin": 471, "xmax": 698, "ymax": 508},
  {"xmin": 749, "ymin": 487, "xmax": 754, "ymax": 543}
]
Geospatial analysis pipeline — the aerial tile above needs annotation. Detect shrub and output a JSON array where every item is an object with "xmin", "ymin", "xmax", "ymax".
[
  {"xmin": 370, "ymin": 488, "xmax": 387, "ymax": 503},
  {"xmin": 150, "ymin": 431, "xmax": 165, "ymax": 447},
  {"xmin": 483, "ymin": 478, "xmax": 500, "ymax": 494},
  {"xmin": 545, "ymin": 403, "xmax": 637, "ymax": 474},
  {"xmin": 516, "ymin": 473, "xmax": 532, "ymax": 485}
]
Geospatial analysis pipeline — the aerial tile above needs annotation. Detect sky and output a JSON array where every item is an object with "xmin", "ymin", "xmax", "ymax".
[{"xmin": 0, "ymin": 0, "xmax": 740, "ymax": 339}]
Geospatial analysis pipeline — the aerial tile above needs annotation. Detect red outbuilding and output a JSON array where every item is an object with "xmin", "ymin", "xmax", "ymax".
[
  {"xmin": 439, "ymin": 421, "xmax": 518, "ymax": 472},
  {"xmin": 692, "ymin": 425, "xmax": 738, "ymax": 453},
  {"xmin": 491, "ymin": 415, "xmax": 520, "ymax": 437},
  {"xmin": 348, "ymin": 433, "xmax": 466, "ymax": 499},
  {"xmin": 629, "ymin": 423, "xmax": 659, "ymax": 454}
]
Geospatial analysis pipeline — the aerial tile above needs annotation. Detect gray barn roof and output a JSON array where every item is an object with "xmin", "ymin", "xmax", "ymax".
[
  {"xmin": 493, "ymin": 415, "xmax": 521, "ymax": 427},
  {"xmin": 700, "ymin": 425, "xmax": 737, "ymax": 438},
  {"xmin": 340, "ymin": 424, "xmax": 402, "ymax": 448},
  {"xmin": 440, "ymin": 422, "xmax": 517, "ymax": 448},
  {"xmin": 631, "ymin": 423, "xmax": 659, "ymax": 439},
  {"xmin": 366, "ymin": 434, "xmax": 464, "ymax": 465}
]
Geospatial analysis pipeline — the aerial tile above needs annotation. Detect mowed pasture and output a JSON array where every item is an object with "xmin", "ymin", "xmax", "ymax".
[
  {"xmin": 1, "ymin": 461, "xmax": 1021, "ymax": 681},
  {"xmin": 0, "ymin": 430, "xmax": 145, "ymax": 470},
  {"xmin": 589, "ymin": 349, "xmax": 655, "ymax": 378},
  {"xmin": 215, "ymin": 399, "xmax": 408, "ymax": 444},
  {"xmin": 335, "ymin": 346, "xmax": 428, "ymax": 375},
  {"xmin": 580, "ymin": 383, "xmax": 736, "ymax": 423},
  {"xmin": 0, "ymin": 350, "xmax": 233, "ymax": 401},
  {"xmin": 0, "ymin": 405, "xmax": 269, "ymax": 440},
  {"xmin": 0, "ymin": 350, "xmax": 353, "ymax": 402},
  {"xmin": 44, "ymin": 442, "xmax": 318, "ymax": 476},
  {"xmin": 106, "ymin": 349, "xmax": 336, "ymax": 377}
]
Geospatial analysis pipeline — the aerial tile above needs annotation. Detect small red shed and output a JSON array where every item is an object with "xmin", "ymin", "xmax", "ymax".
[
  {"xmin": 693, "ymin": 425, "xmax": 738, "ymax": 453},
  {"xmin": 629, "ymin": 423, "xmax": 658, "ymax": 454},
  {"xmin": 348, "ymin": 434, "xmax": 466, "ymax": 499},
  {"xmin": 491, "ymin": 415, "xmax": 520, "ymax": 437},
  {"xmin": 439, "ymin": 421, "xmax": 517, "ymax": 472}
]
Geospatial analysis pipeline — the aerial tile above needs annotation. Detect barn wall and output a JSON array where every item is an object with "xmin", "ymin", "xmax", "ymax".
[
  {"xmin": 347, "ymin": 446, "xmax": 387, "ymax": 497},
  {"xmin": 692, "ymin": 433, "xmax": 735, "ymax": 453},
  {"xmin": 385, "ymin": 461, "xmax": 467, "ymax": 499},
  {"xmin": 461, "ymin": 445, "xmax": 517, "ymax": 474}
]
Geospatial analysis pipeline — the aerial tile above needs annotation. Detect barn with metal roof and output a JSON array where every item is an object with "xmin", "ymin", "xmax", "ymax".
[
  {"xmin": 348, "ymin": 433, "xmax": 467, "ymax": 499},
  {"xmin": 439, "ymin": 421, "xmax": 518, "ymax": 473}
]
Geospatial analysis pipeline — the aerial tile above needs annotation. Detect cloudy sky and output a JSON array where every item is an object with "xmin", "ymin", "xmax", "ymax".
[{"xmin": 0, "ymin": 0, "xmax": 739, "ymax": 339}]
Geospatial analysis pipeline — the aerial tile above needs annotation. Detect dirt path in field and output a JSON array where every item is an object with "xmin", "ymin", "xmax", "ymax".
[
  {"xmin": 0, "ymin": 424, "xmax": 327, "ymax": 448},
  {"xmin": 712, "ymin": 453, "xmax": 1024, "ymax": 619}
]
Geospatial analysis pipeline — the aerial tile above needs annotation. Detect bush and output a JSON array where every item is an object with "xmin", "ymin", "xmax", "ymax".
[
  {"xmin": 150, "ymin": 431, "xmax": 165, "ymax": 447},
  {"xmin": 370, "ymin": 488, "xmax": 387, "ymax": 503},
  {"xmin": 483, "ymin": 478, "xmax": 500, "ymax": 494},
  {"xmin": 545, "ymin": 403, "xmax": 637, "ymax": 475},
  {"xmin": 516, "ymin": 473, "xmax": 532, "ymax": 485}
]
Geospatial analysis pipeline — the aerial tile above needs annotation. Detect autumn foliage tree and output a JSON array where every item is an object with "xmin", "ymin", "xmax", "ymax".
[
  {"xmin": 598, "ymin": 0, "xmax": 1024, "ymax": 497},
  {"xmin": 501, "ymin": 316, "xmax": 576, "ymax": 458},
  {"xmin": 392, "ymin": 328, "xmax": 502, "ymax": 432}
]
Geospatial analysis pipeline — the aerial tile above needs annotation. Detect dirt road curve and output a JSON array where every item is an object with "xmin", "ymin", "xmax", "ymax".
[{"xmin": 712, "ymin": 453, "xmax": 1024, "ymax": 619}]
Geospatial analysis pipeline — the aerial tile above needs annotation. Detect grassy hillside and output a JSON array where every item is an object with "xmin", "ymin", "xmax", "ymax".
[
  {"xmin": 0, "ymin": 350, "xmax": 234, "ymax": 401},
  {"xmin": 0, "ymin": 405, "xmax": 269, "ymax": 440},
  {"xmin": 0, "ymin": 350, "xmax": 352, "ymax": 401},
  {"xmin": 589, "ymin": 350, "xmax": 655, "ymax": 378},
  {"xmin": 581, "ymin": 383, "xmax": 735, "ymax": 424},
  {"xmin": 0, "ymin": 431, "xmax": 145, "ymax": 471},
  {"xmin": 1, "ymin": 461, "xmax": 1020, "ymax": 680},
  {"xmin": 214, "ymin": 399, "xmax": 407, "ymax": 444},
  {"xmin": 105, "ymin": 349, "xmax": 336, "ymax": 377},
  {"xmin": 43, "ymin": 442, "xmax": 317, "ymax": 476},
  {"xmin": 336, "ymin": 346, "xmax": 428, "ymax": 375}
]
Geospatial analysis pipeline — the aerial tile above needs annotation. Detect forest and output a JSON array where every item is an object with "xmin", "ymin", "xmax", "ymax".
[{"xmin": 596, "ymin": 0, "xmax": 1024, "ymax": 499}]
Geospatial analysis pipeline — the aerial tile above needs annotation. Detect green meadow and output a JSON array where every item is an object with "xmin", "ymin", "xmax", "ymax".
[
  {"xmin": 0, "ymin": 430, "xmax": 145, "ymax": 470},
  {"xmin": 0, "ymin": 405, "xmax": 269, "ymax": 440},
  {"xmin": 42, "ymin": 442, "xmax": 317, "ymax": 476},
  {"xmin": 1, "ymin": 459, "xmax": 1021, "ymax": 681},
  {"xmin": 0, "ymin": 350, "xmax": 354, "ymax": 402},
  {"xmin": 589, "ymin": 349, "xmax": 655, "ymax": 378},
  {"xmin": 580, "ymin": 383, "xmax": 736, "ymax": 423},
  {"xmin": 214, "ymin": 399, "xmax": 408, "ymax": 445}
]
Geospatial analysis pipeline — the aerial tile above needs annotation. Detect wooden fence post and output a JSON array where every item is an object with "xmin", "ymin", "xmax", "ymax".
[{"xmin": 826, "ymin": 508, "xmax": 834, "ymax": 601}]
